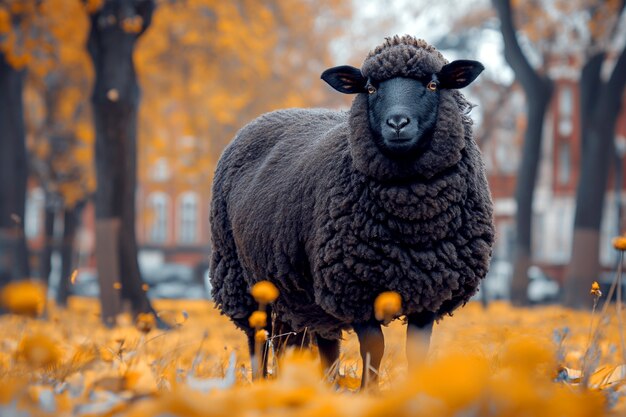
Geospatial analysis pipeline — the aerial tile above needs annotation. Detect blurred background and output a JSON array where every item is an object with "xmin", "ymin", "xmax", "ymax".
[{"xmin": 1, "ymin": 0, "xmax": 625, "ymax": 317}]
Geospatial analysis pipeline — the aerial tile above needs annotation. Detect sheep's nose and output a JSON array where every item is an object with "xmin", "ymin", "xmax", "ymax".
[{"xmin": 386, "ymin": 115, "xmax": 410, "ymax": 132}]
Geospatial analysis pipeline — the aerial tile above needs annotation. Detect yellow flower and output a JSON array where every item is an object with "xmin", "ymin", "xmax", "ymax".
[
  {"xmin": 590, "ymin": 281, "xmax": 602, "ymax": 297},
  {"xmin": 251, "ymin": 281, "xmax": 279, "ymax": 304},
  {"xmin": 0, "ymin": 280, "xmax": 46, "ymax": 317},
  {"xmin": 255, "ymin": 329, "xmax": 268, "ymax": 343},
  {"xmin": 374, "ymin": 291, "xmax": 402, "ymax": 323},
  {"xmin": 248, "ymin": 311, "xmax": 267, "ymax": 328},
  {"xmin": 612, "ymin": 236, "xmax": 626, "ymax": 251},
  {"xmin": 17, "ymin": 333, "xmax": 61, "ymax": 368},
  {"xmin": 136, "ymin": 313, "xmax": 156, "ymax": 334}
]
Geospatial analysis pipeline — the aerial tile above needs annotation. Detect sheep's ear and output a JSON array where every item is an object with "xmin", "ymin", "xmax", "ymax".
[
  {"xmin": 321, "ymin": 65, "xmax": 367, "ymax": 94},
  {"xmin": 437, "ymin": 60, "xmax": 484, "ymax": 89}
]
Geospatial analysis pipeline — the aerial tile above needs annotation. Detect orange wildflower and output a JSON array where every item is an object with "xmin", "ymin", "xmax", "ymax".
[
  {"xmin": 251, "ymin": 280, "xmax": 279, "ymax": 304},
  {"xmin": 255, "ymin": 329, "xmax": 268, "ymax": 343},
  {"xmin": 248, "ymin": 311, "xmax": 267, "ymax": 328},
  {"xmin": 590, "ymin": 281, "xmax": 602, "ymax": 298},
  {"xmin": 612, "ymin": 236, "xmax": 626, "ymax": 251},
  {"xmin": 374, "ymin": 291, "xmax": 402, "ymax": 323}
]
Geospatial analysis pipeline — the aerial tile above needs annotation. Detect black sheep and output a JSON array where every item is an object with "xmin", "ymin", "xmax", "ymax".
[{"xmin": 210, "ymin": 35, "xmax": 495, "ymax": 386}]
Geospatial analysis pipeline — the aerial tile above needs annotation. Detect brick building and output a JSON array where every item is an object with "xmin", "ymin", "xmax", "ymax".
[
  {"xmin": 483, "ymin": 74, "xmax": 626, "ymax": 283},
  {"xmin": 25, "ymin": 138, "xmax": 212, "ymax": 279}
]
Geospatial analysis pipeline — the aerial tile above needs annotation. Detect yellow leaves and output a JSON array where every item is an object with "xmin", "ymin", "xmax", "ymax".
[
  {"xmin": 0, "ymin": 377, "xmax": 27, "ymax": 404},
  {"xmin": 136, "ymin": 313, "xmax": 156, "ymax": 334},
  {"xmin": 73, "ymin": 146, "xmax": 92, "ymax": 165},
  {"xmin": 208, "ymin": 90, "xmax": 251, "ymax": 125},
  {"xmin": 124, "ymin": 358, "xmax": 159, "ymax": 395},
  {"xmin": 16, "ymin": 333, "xmax": 61, "ymax": 369},
  {"xmin": 586, "ymin": 0, "xmax": 622, "ymax": 42},
  {"xmin": 180, "ymin": 28, "xmax": 202, "ymax": 47},
  {"xmin": 415, "ymin": 353, "xmax": 490, "ymax": 411},
  {"xmin": 251, "ymin": 281, "xmax": 279, "ymax": 305},
  {"xmin": 0, "ymin": 280, "xmax": 46, "ymax": 317},
  {"xmin": 134, "ymin": 0, "xmax": 344, "ymax": 187},
  {"xmin": 67, "ymin": 343, "xmax": 99, "ymax": 371},
  {"xmin": 32, "ymin": 140, "xmax": 50, "ymax": 160},
  {"xmin": 76, "ymin": 122, "xmax": 94, "ymax": 145},
  {"xmin": 58, "ymin": 86, "xmax": 82, "ymax": 121},
  {"xmin": 156, "ymin": 309, "xmax": 189, "ymax": 328},
  {"xmin": 84, "ymin": 0, "xmax": 103, "ymax": 14},
  {"xmin": 99, "ymin": 345, "xmax": 117, "ymax": 363},
  {"xmin": 0, "ymin": 298, "xmax": 625, "ymax": 416},
  {"xmin": 0, "ymin": 7, "xmax": 10, "ymax": 33},
  {"xmin": 5, "ymin": 52, "xmax": 31, "ymax": 69},
  {"xmin": 498, "ymin": 335, "xmax": 555, "ymax": 374}
]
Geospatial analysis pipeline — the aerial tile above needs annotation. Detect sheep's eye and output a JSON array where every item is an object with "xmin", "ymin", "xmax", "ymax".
[
  {"xmin": 427, "ymin": 81, "xmax": 438, "ymax": 91},
  {"xmin": 367, "ymin": 84, "xmax": 377, "ymax": 94}
]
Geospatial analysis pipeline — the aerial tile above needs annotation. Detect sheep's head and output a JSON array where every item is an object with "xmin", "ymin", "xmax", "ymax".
[{"xmin": 321, "ymin": 36, "xmax": 483, "ymax": 158}]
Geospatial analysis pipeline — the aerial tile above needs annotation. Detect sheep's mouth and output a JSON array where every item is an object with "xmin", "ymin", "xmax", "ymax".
[
  {"xmin": 387, "ymin": 136, "xmax": 413, "ymax": 143},
  {"xmin": 377, "ymin": 131, "xmax": 434, "ymax": 159},
  {"xmin": 382, "ymin": 137, "xmax": 420, "ymax": 155}
]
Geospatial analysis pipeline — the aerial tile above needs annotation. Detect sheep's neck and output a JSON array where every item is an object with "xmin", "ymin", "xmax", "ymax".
[{"xmin": 344, "ymin": 171, "xmax": 466, "ymax": 246}]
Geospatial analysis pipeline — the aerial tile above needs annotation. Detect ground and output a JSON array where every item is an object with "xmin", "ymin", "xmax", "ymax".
[{"xmin": 0, "ymin": 295, "xmax": 624, "ymax": 416}]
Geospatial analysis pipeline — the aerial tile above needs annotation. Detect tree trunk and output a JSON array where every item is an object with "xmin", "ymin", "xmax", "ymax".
[
  {"xmin": 493, "ymin": 0, "xmax": 553, "ymax": 305},
  {"xmin": 57, "ymin": 204, "xmax": 83, "ymax": 306},
  {"xmin": 565, "ymin": 46, "xmax": 626, "ymax": 308},
  {"xmin": 0, "ymin": 51, "xmax": 30, "ymax": 285},
  {"xmin": 39, "ymin": 207, "xmax": 56, "ymax": 287},
  {"xmin": 86, "ymin": 0, "xmax": 156, "ymax": 324},
  {"xmin": 510, "ymin": 87, "xmax": 553, "ymax": 304}
]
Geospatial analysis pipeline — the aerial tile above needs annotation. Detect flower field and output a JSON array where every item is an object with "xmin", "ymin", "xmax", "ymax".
[{"xmin": 1, "ymin": 287, "xmax": 626, "ymax": 416}]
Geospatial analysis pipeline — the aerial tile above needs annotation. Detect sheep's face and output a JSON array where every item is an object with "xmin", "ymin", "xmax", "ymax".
[
  {"xmin": 321, "ymin": 60, "xmax": 484, "ymax": 158},
  {"xmin": 366, "ymin": 76, "xmax": 438, "ymax": 156}
]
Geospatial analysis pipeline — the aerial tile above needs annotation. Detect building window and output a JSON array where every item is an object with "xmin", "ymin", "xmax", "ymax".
[
  {"xmin": 178, "ymin": 192, "xmax": 198, "ymax": 244},
  {"xmin": 25, "ymin": 187, "xmax": 45, "ymax": 239},
  {"xmin": 558, "ymin": 86, "xmax": 573, "ymax": 136},
  {"xmin": 147, "ymin": 192, "xmax": 169, "ymax": 244},
  {"xmin": 558, "ymin": 143, "xmax": 571, "ymax": 184},
  {"xmin": 152, "ymin": 158, "xmax": 170, "ymax": 182}
]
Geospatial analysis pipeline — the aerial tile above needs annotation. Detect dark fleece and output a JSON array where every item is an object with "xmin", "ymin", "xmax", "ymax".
[{"xmin": 210, "ymin": 36, "xmax": 495, "ymax": 339}]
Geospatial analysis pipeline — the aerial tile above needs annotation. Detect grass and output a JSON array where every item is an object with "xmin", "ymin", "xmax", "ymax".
[{"xmin": 0, "ymin": 295, "xmax": 624, "ymax": 416}]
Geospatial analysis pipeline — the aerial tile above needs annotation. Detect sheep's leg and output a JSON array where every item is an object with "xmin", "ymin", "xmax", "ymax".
[
  {"xmin": 315, "ymin": 334, "xmax": 340, "ymax": 380},
  {"xmin": 353, "ymin": 322, "xmax": 384, "ymax": 389},
  {"xmin": 406, "ymin": 311, "xmax": 436, "ymax": 371}
]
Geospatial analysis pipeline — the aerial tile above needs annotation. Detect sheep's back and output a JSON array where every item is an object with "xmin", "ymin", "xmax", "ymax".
[{"xmin": 210, "ymin": 108, "xmax": 350, "ymax": 332}]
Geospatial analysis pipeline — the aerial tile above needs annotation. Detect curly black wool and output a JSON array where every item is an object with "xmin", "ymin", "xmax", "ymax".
[{"xmin": 210, "ymin": 36, "xmax": 495, "ymax": 339}]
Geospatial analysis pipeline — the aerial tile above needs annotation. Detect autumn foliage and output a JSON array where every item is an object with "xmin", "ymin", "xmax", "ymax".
[
  {"xmin": 1, "ymin": 0, "xmax": 349, "ymax": 212},
  {"xmin": 1, "ymin": 297, "xmax": 625, "ymax": 416},
  {"xmin": 135, "ymin": 0, "xmax": 349, "ymax": 189}
]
